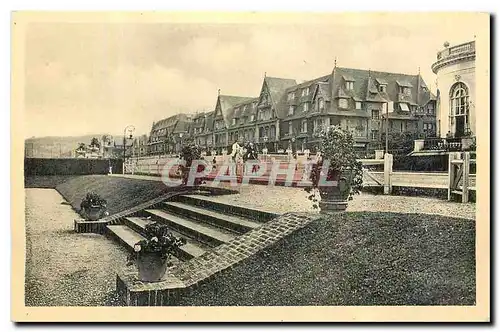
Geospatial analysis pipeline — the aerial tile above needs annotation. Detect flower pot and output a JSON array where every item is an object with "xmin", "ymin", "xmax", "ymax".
[
  {"xmin": 85, "ymin": 205, "xmax": 105, "ymax": 221},
  {"xmin": 318, "ymin": 171, "xmax": 353, "ymax": 213},
  {"xmin": 136, "ymin": 252, "xmax": 168, "ymax": 282}
]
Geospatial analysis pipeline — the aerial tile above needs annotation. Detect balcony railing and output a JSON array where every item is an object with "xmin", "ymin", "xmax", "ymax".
[
  {"xmin": 437, "ymin": 41, "xmax": 475, "ymax": 60},
  {"xmin": 432, "ymin": 41, "xmax": 475, "ymax": 73},
  {"xmin": 417, "ymin": 137, "xmax": 475, "ymax": 152}
]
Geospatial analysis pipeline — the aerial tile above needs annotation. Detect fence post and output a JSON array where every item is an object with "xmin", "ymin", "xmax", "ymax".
[
  {"xmin": 383, "ymin": 153, "xmax": 393, "ymax": 195},
  {"xmin": 462, "ymin": 152, "xmax": 470, "ymax": 203},
  {"xmin": 447, "ymin": 153, "xmax": 454, "ymax": 200}
]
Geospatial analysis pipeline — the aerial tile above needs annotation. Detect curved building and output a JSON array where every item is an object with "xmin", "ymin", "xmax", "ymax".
[{"xmin": 432, "ymin": 40, "xmax": 475, "ymax": 139}]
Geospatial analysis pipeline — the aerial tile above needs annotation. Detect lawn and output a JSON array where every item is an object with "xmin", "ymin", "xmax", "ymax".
[
  {"xmin": 24, "ymin": 175, "xmax": 76, "ymax": 189},
  {"xmin": 55, "ymin": 175, "xmax": 172, "ymax": 215},
  {"xmin": 178, "ymin": 212, "xmax": 475, "ymax": 306}
]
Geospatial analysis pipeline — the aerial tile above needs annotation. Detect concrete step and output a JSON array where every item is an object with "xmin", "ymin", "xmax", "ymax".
[
  {"xmin": 106, "ymin": 224, "xmax": 145, "ymax": 251},
  {"xmin": 144, "ymin": 209, "xmax": 236, "ymax": 247},
  {"xmin": 123, "ymin": 217, "xmax": 208, "ymax": 260},
  {"xmin": 106, "ymin": 224, "xmax": 182, "ymax": 266},
  {"xmin": 176, "ymin": 194, "xmax": 279, "ymax": 223},
  {"xmin": 163, "ymin": 201, "xmax": 261, "ymax": 234}
]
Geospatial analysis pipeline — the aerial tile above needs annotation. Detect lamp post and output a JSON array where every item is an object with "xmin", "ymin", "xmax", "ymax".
[
  {"xmin": 385, "ymin": 102, "xmax": 389, "ymax": 155},
  {"xmin": 179, "ymin": 132, "xmax": 184, "ymax": 154},
  {"xmin": 123, "ymin": 125, "xmax": 135, "ymax": 174}
]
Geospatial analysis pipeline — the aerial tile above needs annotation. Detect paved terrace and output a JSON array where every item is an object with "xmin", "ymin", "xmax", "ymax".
[{"xmin": 110, "ymin": 174, "xmax": 475, "ymax": 220}]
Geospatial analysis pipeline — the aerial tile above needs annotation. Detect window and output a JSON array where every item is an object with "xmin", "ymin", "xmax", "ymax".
[
  {"xmin": 450, "ymin": 82, "xmax": 470, "ymax": 137},
  {"xmin": 345, "ymin": 81, "xmax": 354, "ymax": 90},
  {"xmin": 427, "ymin": 104, "xmax": 434, "ymax": 115},
  {"xmin": 371, "ymin": 110, "xmax": 380, "ymax": 119},
  {"xmin": 338, "ymin": 99, "xmax": 348, "ymax": 109},
  {"xmin": 313, "ymin": 118, "xmax": 324, "ymax": 131},
  {"xmin": 400, "ymin": 122, "xmax": 405, "ymax": 132},
  {"xmin": 371, "ymin": 130, "xmax": 379, "ymax": 140},
  {"xmin": 318, "ymin": 98, "xmax": 325, "ymax": 110},
  {"xmin": 379, "ymin": 85, "xmax": 386, "ymax": 93},
  {"xmin": 423, "ymin": 123, "xmax": 433, "ymax": 131},
  {"xmin": 288, "ymin": 105, "xmax": 295, "ymax": 116},
  {"xmin": 288, "ymin": 92, "xmax": 295, "ymax": 101},
  {"xmin": 398, "ymin": 86, "xmax": 411, "ymax": 95},
  {"xmin": 250, "ymin": 114, "xmax": 255, "ymax": 121},
  {"xmin": 355, "ymin": 102, "xmax": 362, "ymax": 110},
  {"xmin": 303, "ymin": 103, "xmax": 310, "ymax": 112},
  {"xmin": 301, "ymin": 120, "xmax": 308, "ymax": 133},
  {"xmin": 232, "ymin": 118, "xmax": 237, "ymax": 125},
  {"xmin": 302, "ymin": 87, "xmax": 309, "ymax": 97},
  {"xmin": 400, "ymin": 103, "xmax": 410, "ymax": 112},
  {"xmin": 288, "ymin": 122, "xmax": 293, "ymax": 135},
  {"xmin": 382, "ymin": 103, "xmax": 388, "ymax": 112}
]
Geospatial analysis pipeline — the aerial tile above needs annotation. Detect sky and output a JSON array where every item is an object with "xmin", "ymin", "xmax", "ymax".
[{"xmin": 22, "ymin": 13, "xmax": 482, "ymax": 138}]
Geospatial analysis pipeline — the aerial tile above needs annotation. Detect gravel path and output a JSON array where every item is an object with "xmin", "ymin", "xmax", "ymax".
[
  {"xmin": 203, "ymin": 183, "xmax": 476, "ymax": 220},
  {"xmin": 25, "ymin": 188, "xmax": 127, "ymax": 306}
]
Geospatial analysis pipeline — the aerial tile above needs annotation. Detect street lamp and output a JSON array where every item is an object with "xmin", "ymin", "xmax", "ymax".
[
  {"xmin": 123, "ymin": 125, "xmax": 135, "ymax": 174},
  {"xmin": 385, "ymin": 102, "xmax": 389, "ymax": 155},
  {"xmin": 179, "ymin": 132, "xmax": 184, "ymax": 154}
]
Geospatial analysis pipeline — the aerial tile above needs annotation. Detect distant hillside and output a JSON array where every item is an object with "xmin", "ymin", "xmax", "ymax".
[{"xmin": 25, "ymin": 134, "xmax": 118, "ymax": 158}]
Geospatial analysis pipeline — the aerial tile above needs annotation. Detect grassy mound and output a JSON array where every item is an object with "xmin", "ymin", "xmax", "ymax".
[
  {"xmin": 56, "ymin": 175, "xmax": 172, "ymax": 215},
  {"xmin": 178, "ymin": 212, "xmax": 475, "ymax": 306},
  {"xmin": 24, "ymin": 175, "xmax": 76, "ymax": 188}
]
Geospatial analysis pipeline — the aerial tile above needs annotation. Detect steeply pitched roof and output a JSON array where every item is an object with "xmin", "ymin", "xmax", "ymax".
[
  {"xmin": 264, "ymin": 76, "xmax": 297, "ymax": 109},
  {"xmin": 332, "ymin": 67, "xmax": 429, "ymax": 109},
  {"xmin": 217, "ymin": 95, "xmax": 254, "ymax": 127},
  {"xmin": 204, "ymin": 111, "xmax": 215, "ymax": 133},
  {"xmin": 276, "ymin": 75, "xmax": 330, "ymax": 119}
]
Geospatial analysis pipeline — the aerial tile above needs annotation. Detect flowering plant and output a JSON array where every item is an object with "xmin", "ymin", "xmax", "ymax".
[
  {"xmin": 79, "ymin": 192, "xmax": 109, "ymax": 220},
  {"xmin": 127, "ymin": 222, "xmax": 186, "ymax": 264},
  {"xmin": 179, "ymin": 141, "xmax": 205, "ymax": 186},
  {"xmin": 305, "ymin": 126, "xmax": 363, "ymax": 207}
]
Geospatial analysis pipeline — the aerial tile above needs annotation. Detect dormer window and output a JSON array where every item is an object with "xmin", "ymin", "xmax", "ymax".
[
  {"xmin": 355, "ymin": 102, "xmax": 362, "ymax": 110},
  {"xmin": 398, "ymin": 86, "xmax": 412, "ymax": 95},
  {"xmin": 345, "ymin": 81, "xmax": 354, "ymax": 90},
  {"xmin": 288, "ymin": 92, "xmax": 295, "ymax": 101},
  {"xmin": 302, "ymin": 87, "xmax": 310, "ymax": 97},
  {"xmin": 338, "ymin": 98, "xmax": 348, "ymax": 109},
  {"xmin": 288, "ymin": 105, "xmax": 295, "ymax": 116},
  {"xmin": 379, "ymin": 85, "xmax": 387, "ymax": 93}
]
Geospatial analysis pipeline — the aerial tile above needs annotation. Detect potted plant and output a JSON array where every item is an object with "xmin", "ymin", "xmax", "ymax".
[
  {"xmin": 179, "ymin": 140, "xmax": 204, "ymax": 186},
  {"xmin": 79, "ymin": 192, "xmax": 109, "ymax": 221},
  {"xmin": 127, "ymin": 222, "xmax": 187, "ymax": 282},
  {"xmin": 305, "ymin": 126, "xmax": 363, "ymax": 212}
]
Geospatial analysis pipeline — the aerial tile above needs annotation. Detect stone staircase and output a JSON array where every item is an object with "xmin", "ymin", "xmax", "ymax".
[{"xmin": 106, "ymin": 193, "xmax": 279, "ymax": 266}]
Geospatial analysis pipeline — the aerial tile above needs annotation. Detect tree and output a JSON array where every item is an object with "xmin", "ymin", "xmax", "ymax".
[
  {"xmin": 90, "ymin": 137, "xmax": 100, "ymax": 148},
  {"xmin": 380, "ymin": 131, "xmax": 419, "ymax": 155}
]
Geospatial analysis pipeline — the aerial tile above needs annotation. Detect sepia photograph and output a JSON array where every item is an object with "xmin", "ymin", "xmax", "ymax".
[{"xmin": 11, "ymin": 11, "xmax": 490, "ymax": 322}]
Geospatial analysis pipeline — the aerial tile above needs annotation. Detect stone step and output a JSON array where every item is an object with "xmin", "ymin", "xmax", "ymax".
[
  {"xmin": 144, "ymin": 209, "xmax": 236, "ymax": 247},
  {"xmin": 106, "ymin": 224, "xmax": 146, "ymax": 250},
  {"xmin": 176, "ymin": 194, "xmax": 279, "ymax": 223},
  {"xmin": 163, "ymin": 201, "xmax": 261, "ymax": 234},
  {"xmin": 123, "ymin": 217, "xmax": 208, "ymax": 260},
  {"xmin": 106, "ymin": 224, "xmax": 182, "ymax": 266}
]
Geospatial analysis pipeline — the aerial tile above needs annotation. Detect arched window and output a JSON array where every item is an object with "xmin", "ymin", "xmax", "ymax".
[
  {"xmin": 449, "ymin": 82, "xmax": 470, "ymax": 137},
  {"xmin": 450, "ymin": 83, "xmax": 468, "ymax": 116}
]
